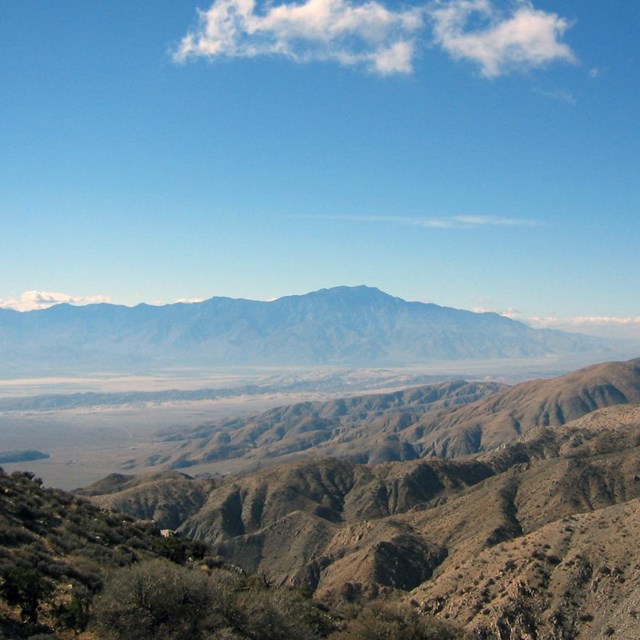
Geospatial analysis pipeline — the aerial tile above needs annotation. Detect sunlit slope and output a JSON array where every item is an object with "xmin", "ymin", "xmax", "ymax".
[{"xmin": 139, "ymin": 358, "xmax": 640, "ymax": 472}]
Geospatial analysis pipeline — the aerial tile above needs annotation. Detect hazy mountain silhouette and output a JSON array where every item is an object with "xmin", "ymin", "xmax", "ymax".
[{"xmin": 0, "ymin": 286, "xmax": 608, "ymax": 374}]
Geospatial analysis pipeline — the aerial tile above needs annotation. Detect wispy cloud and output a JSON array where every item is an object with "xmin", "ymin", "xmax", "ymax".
[
  {"xmin": 173, "ymin": 0, "xmax": 424, "ymax": 75},
  {"xmin": 474, "ymin": 305, "xmax": 640, "ymax": 340},
  {"xmin": 429, "ymin": 0, "xmax": 576, "ymax": 77},
  {"xmin": 173, "ymin": 0, "xmax": 576, "ymax": 76},
  {"xmin": 527, "ymin": 315, "xmax": 640, "ymax": 342},
  {"xmin": 0, "ymin": 291, "xmax": 111, "ymax": 312},
  {"xmin": 527, "ymin": 315, "xmax": 640, "ymax": 331},
  {"xmin": 533, "ymin": 86, "xmax": 576, "ymax": 105},
  {"xmin": 315, "ymin": 214, "xmax": 539, "ymax": 228}
]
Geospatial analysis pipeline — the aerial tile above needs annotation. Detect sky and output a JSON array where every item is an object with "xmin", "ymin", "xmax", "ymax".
[{"xmin": 1, "ymin": 0, "xmax": 639, "ymax": 337}]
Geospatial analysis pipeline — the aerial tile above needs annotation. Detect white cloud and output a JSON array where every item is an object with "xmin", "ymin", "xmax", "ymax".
[
  {"xmin": 315, "ymin": 214, "xmax": 538, "ymax": 228},
  {"xmin": 528, "ymin": 316, "xmax": 640, "ymax": 342},
  {"xmin": 0, "ymin": 291, "xmax": 112, "ymax": 312},
  {"xmin": 528, "ymin": 315, "xmax": 640, "ymax": 329},
  {"xmin": 173, "ymin": 0, "xmax": 424, "ymax": 75},
  {"xmin": 474, "ymin": 304, "xmax": 640, "ymax": 341},
  {"xmin": 175, "ymin": 297, "xmax": 205, "ymax": 304},
  {"xmin": 473, "ymin": 304, "xmax": 521, "ymax": 316},
  {"xmin": 429, "ymin": 0, "xmax": 576, "ymax": 77},
  {"xmin": 174, "ymin": 0, "xmax": 576, "ymax": 76},
  {"xmin": 524, "ymin": 315, "xmax": 640, "ymax": 340},
  {"xmin": 448, "ymin": 214, "xmax": 538, "ymax": 227}
]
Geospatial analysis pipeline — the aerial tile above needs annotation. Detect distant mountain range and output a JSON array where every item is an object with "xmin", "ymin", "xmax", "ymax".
[{"xmin": 0, "ymin": 286, "xmax": 610, "ymax": 374}]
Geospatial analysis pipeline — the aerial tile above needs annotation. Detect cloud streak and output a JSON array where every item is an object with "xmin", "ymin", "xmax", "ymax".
[
  {"xmin": 173, "ymin": 0, "xmax": 576, "ymax": 76},
  {"xmin": 528, "ymin": 315, "xmax": 640, "ymax": 329},
  {"xmin": 0, "ymin": 291, "xmax": 112, "ymax": 312},
  {"xmin": 315, "ymin": 214, "xmax": 539, "ymax": 228}
]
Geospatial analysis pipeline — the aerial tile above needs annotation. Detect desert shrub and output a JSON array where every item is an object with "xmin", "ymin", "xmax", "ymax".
[
  {"xmin": 92, "ymin": 559, "xmax": 339, "ymax": 640},
  {"xmin": 235, "ymin": 587, "xmax": 335, "ymax": 640},
  {"xmin": 0, "ymin": 565, "xmax": 53, "ymax": 623},
  {"xmin": 92, "ymin": 559, "xmax": 222, "ymax": 640},
  {"xmin": 51, "ymin": 587, "xmax": 91, "ymax": 633},
  {"xmin": 152, "ymin": 535, "xmax": 207, "ymax": 564},
  {"xmin": 329, "ymin": 603, "xmax": 464, "ymax": 640}
]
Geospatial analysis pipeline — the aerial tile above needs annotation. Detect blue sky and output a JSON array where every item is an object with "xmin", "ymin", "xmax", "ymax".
[{"xmin": 1, "ymin": 0, "xmax": 638, "ymax": 336}]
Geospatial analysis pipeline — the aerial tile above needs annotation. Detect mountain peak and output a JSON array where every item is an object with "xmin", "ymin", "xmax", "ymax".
[{"xmin": 302, "ymin": 285, "xmax": 397, "ymax": 301}]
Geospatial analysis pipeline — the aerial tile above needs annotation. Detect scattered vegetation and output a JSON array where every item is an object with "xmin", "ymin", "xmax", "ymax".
[{"xmin": 0, "ymin": 467, "xmax": 462, "ymax": 640}]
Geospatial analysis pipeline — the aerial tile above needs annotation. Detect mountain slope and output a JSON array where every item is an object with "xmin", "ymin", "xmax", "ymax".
[
  {"xmin": 3, "ymin": 468, "xmax": 424, "ymax": 640},
  {"xmin": 407, "ymin": 356, "xmax": 640, "ymax": 457},
  {"xmin": 138, "ymin": 358, "xmax": 640, "ymax": 475},
  {"xmin": 154, "ymin": 380, "xmax": 505, "ymax": 473},
  {"xmin": 87, "ymin": 401, "xmax": 640, "ymax": 638},
  {"xmin": 0, "ymin": 286, "xmax": 607, "ymax": 374},
  {"xmin": 78, "ymin": 470, "xmax": 217, "ymax": 530}
]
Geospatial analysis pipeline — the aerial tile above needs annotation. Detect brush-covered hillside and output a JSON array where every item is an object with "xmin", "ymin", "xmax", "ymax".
[{"xmin": 0, "ymin": 468, "xmax": 460, "ymax": 640}]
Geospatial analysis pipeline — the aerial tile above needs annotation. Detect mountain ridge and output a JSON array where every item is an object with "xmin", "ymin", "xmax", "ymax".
[
  {"xmin": 85, "ymin": 399, "xmax": 640, "ymax": 638},
  {"xmin": 127, "ymin": 358, "xmax": 640, "ymax": 476},
  {"xmin": 0, "ymin": 286, "xmax": 609, "ymax": 375}
]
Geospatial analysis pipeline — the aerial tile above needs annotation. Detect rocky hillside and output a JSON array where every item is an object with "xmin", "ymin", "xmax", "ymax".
[
  {"xmin": 0, "ymin": 467, "xmax": 461, "ymax": 639},
  {"xmin": 139, "ymin": 358, "xmax": 640, "ymax": 475},
  {"xmin": 86, "ymin": 361, "xmax": 640, "ymax": 638},
  {"xmin": 76, "ymin": 470, "xmax": 217, "ymax": 531},
  {"xmin": 410, "ymin": 356, "xmax": 640, "ymax": 457},
  {"xmin": 149, "ymin": 380, "xmax": 505, "ymax": 473}
]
